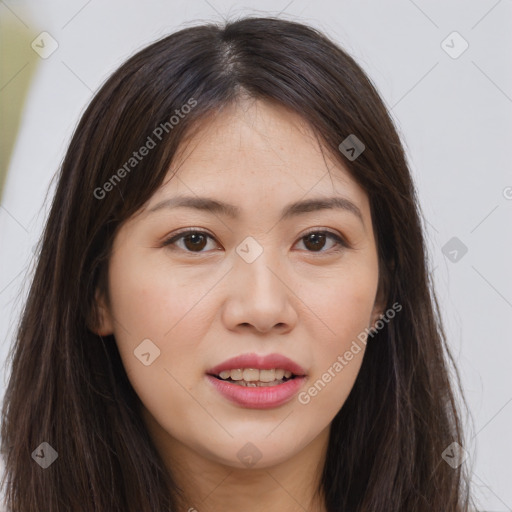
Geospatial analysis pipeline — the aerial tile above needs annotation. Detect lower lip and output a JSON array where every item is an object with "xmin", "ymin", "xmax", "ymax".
[{"xmin": 206, "ymin": 375, "xmax": 306, "ymax": 409}]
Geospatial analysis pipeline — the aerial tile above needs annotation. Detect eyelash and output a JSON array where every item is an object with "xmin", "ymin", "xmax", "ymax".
[{"xmin": 161, "ymin": 228, "xmax": 349, "ymax": 255}]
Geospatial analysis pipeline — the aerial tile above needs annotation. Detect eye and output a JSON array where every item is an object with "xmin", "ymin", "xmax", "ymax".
[
  {"xmin": 162, "ymin": 229, "xmax": 218, "ymax": 253},
  {"xmin": 162, "ymin": 228, "xmax": 348, "ymax": 255},
  {"xmin": 294, "ymin": 229, "xmax": 348, "ymax": 253}
]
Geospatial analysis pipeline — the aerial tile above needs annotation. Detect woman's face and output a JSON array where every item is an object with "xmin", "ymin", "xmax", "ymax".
[{"xmin": 95, "ymin": 99, "xmax": 384, "ymax": 471}]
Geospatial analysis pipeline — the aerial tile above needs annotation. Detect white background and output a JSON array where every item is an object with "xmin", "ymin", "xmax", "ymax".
[{"xmin": 0, "ymin": 1, "xmax": 511, "ymax": 510}]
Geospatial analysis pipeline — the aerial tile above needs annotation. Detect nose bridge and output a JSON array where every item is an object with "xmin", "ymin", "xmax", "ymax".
[{"xmin": 235, "ymin": 238, "xmax": 283, "ymax": 297}]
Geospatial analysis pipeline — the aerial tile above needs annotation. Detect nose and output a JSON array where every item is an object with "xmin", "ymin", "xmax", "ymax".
[{"xmin": 220, "ymin": 250, "xmax": 298, "ymax": 334}]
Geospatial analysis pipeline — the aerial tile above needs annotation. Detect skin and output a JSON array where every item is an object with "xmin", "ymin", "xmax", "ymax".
[{"xmin": 94, "ymin": 98, "xmax": 386, "ymax": 512}]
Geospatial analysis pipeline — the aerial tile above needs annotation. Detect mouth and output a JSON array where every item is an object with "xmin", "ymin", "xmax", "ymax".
[
  {"xmin": 208, "ymin": 368, "xmax": 301, "ymax": 387},
  {"xmin": 205, "ymin": 353, "xmax": 307, "ymax": 409}
]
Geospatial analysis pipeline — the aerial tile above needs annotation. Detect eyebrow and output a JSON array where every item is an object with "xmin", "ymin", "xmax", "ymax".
[{"xmin": 147, "ymin": 195, "xmax": 364, "ymax": 225}]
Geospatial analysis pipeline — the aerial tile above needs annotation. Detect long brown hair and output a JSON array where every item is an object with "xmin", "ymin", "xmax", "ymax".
[{"xmin": 1, "ymin": 16, "xmax": 474, "ymax": 511}]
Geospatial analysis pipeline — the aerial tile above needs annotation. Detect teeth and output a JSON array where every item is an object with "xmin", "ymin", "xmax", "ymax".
[
  {"xmin": 230, "ymin": 369, "xmax": 243, "ymax": 381},
  {"xmin": 232, "ymin": 380, "xmax": 284, "ymax": 387},
  {"xmin": 275, "ymin": 369, "xmax": 285, "ymax": 380},
  {"xmin": 217, "ymin": 368, "xmax": 294, "ymax": 382},
  {"xmin": 243, "ymin": 368, "xmax": 260, "ymax": 382}
]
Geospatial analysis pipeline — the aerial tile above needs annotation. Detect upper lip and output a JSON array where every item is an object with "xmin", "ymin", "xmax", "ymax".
[{"xmin": 207, "ymin": 353, "xmax": 307, "ymax": 376}]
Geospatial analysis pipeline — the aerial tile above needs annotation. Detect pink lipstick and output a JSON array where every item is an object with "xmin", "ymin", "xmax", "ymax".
[{"xmin": 206, "ymin": 353, "xmax": 307, "ymax": 409}]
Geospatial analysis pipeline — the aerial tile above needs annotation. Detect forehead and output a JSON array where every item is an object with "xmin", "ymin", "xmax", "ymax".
[{"xmin": 150, "ymin": 99, "xmax": 370, "ymax": 217}]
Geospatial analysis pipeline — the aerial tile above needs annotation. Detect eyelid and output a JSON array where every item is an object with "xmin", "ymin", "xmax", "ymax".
[
  {"xmin": 299, "ymin": 228, "xmax": 349, "ymax": 248},
  {"xmin": 161, "ymin": 227, "xmax": 218, "ymax": 250}
]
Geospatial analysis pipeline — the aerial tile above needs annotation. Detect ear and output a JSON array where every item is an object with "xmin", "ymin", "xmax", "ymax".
[
  {"xmin": 369, "ymin": 277, "xmax": 387, "ymax": 327},
  {"xmin": 88, "ymin": 287, "xmax": 114, "ymax": 336},
  {"xmin": 369, "ymin": 255, "xmax": 395, "ymax": 327}
]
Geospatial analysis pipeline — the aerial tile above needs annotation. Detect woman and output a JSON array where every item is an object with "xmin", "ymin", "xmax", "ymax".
[{"xmin": 1, "ymin": 16, "xmax": 474, "ymax": 511}]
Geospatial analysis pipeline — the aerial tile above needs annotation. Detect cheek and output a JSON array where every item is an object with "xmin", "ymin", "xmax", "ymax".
[
  {"xmin": 107, "ymin": 252, "xmax": 215, "ymax": 341},
  {"xmin": 298, "ymin": 260, "xmax": 378, "ymax": 414},
  {"xmin": 106, "ymin": 251, "xmax": 220, "ymax": 407},
  {"xmin": 322, "ymin": 281, "xmax": 375, "ymax": 347},
  {"xmin": 306, "ymin": 256, "xmax": 379, "ymax": 348}
]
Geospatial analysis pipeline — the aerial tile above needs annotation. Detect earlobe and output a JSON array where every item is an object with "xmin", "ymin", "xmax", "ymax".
[
  {"xmin": 88, "ymin": 288, "xmax": 114, "ymax": 336},
  {"xmin": 370, "ymin": 281, "xmax": 387, "ymax": 327},
  {"xmin": 370, "ymin": 306, "xmax": 385, "ymax": 328}
]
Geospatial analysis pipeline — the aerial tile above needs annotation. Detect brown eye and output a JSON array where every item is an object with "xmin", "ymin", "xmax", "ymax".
[
  {"xmin": 303, "ymin": 232, "xmax": 327, "ymax": 251},
  {"xmin": 163, "ymin": 229, "xmax": 347, "ymax": 255},
  {"xmin": 182, "ymin": 233, "xmax": 208, "ymax": 251},
  {"xmin": 162, "ymin": 230, "xmax": 217, "ymax": 253},
  {"xmin": 297, "ymin": 230, "xmax": 346, "ymax": 253}
]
